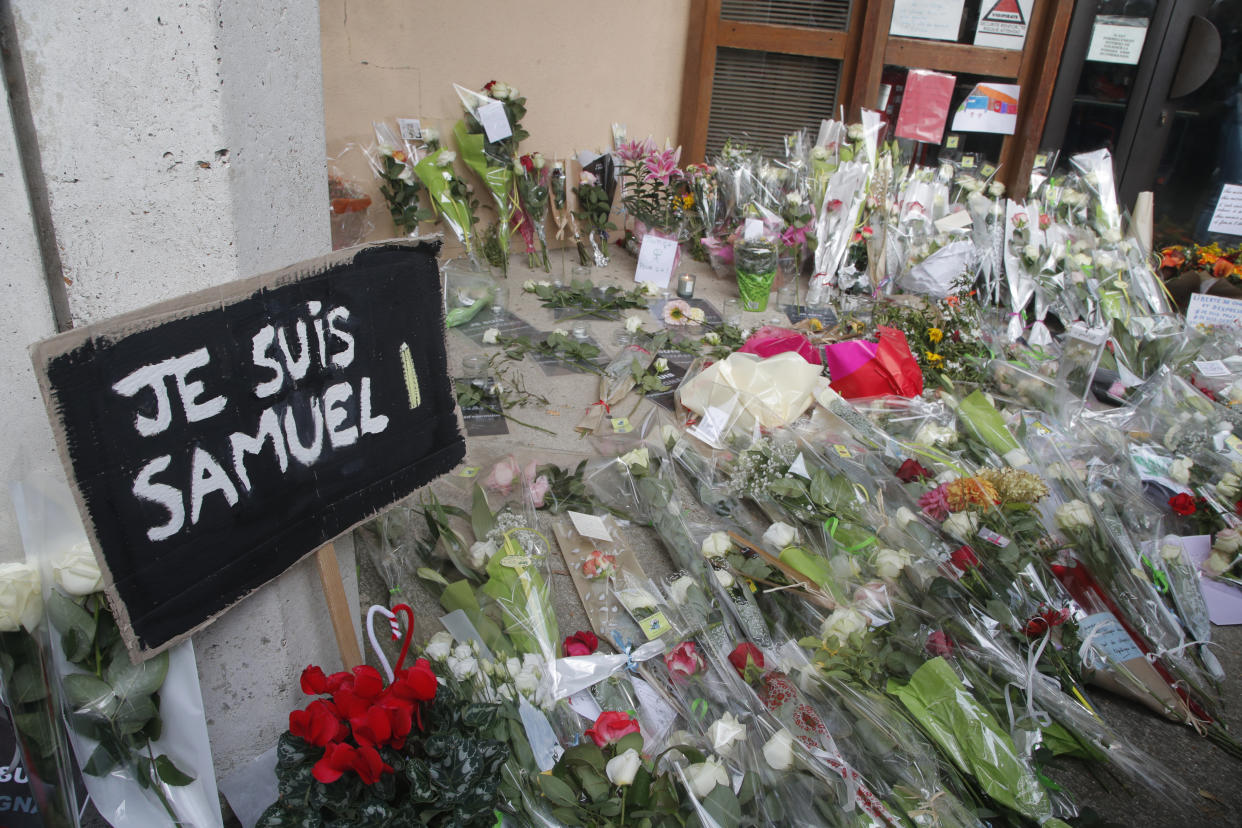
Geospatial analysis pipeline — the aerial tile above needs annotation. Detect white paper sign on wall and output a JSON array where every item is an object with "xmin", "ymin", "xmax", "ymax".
[
  {"xmin": 974, "ymin": 0, "xmax": 1034, "ymax": 50},
  {"xmin": 1086, "ymin": 16, "xmax": 1148, "ymax": 65},
  {"xmin": 890, "ymin": 0, "xmax": 965, "ymax": 41}
]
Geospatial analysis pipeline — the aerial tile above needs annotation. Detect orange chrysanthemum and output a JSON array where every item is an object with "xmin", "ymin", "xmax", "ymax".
[{"xmin": 945, "ymin": 477, "xmax": 1000, "ymax": 511}]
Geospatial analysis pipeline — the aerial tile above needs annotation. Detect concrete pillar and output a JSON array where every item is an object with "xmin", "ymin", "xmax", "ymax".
[{"xmin": 4, "ymin": 0, "xmax": 360, "ymax": 781}]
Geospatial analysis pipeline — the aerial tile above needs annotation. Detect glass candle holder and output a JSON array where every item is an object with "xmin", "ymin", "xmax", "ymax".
[
  {"xmin": 571, "ymin": 321, "xmax": 590, "ymax": 341},
  {"xmin": 461, "ymin": 354, "xmax": 487, "ymax": 378},
  {"xmin": 676, "ymin": 272, "xmax": 696, "ymax": 299}
]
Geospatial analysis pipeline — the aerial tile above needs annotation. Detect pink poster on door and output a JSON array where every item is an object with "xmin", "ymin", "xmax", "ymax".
[{"xmin": 894, "ymin": 69, "xmax": 957, "ymax": 144}]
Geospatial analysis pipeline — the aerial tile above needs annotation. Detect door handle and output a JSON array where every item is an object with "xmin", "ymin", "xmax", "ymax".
[{"xmin": 1169, "ymin": 14, "xmax": 1220, "ymax": 99}]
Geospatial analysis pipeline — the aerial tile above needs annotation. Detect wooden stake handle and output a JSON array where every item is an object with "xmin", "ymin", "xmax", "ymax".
[{"xmin": 316, "ymin": 542, "xmax": 363, "ymax": 669}]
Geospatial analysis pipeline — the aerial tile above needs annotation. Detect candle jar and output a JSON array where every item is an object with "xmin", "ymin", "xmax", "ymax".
[
  {"xmin": 571, "ymin": 321, "xmax": 590, "ymax": 341},
  {"xmin": 676, "ymin": 272, "xmax": 696, "ymax": 299},
  {"xmin": 461, "ymin": 354, "xmax": 487, "ymax": 378}
]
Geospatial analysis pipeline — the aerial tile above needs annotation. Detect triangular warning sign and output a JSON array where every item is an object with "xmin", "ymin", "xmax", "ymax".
[{"xmin": 982, "ymin": 0, "xmax": 1025, "ymax": 25}]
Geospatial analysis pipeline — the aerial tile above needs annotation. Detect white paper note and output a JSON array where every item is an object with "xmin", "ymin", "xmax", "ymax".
[
  {"xmin": 634, "ymin": 235, "xmax": 679, "ymax": 289},
  {"xmin": 1194, "ymin": 360, "xmax": 1231, "ymax": 378},
  {"xmin": 477, "ymin": 99, "xmax": 512, "ymax": 143},
  {"xmin": 397, "ymin": 118, "xmax": 422, "ymax": 140},
  {"xmin": 1208, "ymin": 183, "xmax": 1242, "ymax": 236},
  {"xmin": 890, "ymin": 0, "xmax": 966, "ymax": 42},
  {"xmin": 1187, "ymin": 293, "xmax": 1242, "ymax": 327},
  {"xmin": 568, "ymin": 510, "xmax": 613, "ymax": 542},
  {"xmin": 1086, "ymin": 16, "xmax": 1148, "ymax": 65}
]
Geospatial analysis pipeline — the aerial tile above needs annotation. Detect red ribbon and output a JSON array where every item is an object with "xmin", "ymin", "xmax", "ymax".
[{"xmin": 587, "ymin": 399, "xmax": 610, "ymax": 414}]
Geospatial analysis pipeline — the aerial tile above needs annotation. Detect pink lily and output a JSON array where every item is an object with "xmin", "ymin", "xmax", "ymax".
[
  {"xmin": 616, "ymin": 136, "xmax": 657, "ymax": 163},
  {"xmin": 643, "ymin": 146, "xmax": 683, "ymax": 186}
]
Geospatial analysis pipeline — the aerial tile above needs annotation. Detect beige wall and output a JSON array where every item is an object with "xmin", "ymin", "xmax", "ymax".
[{"xmin": 320, "ymin": 0, "xmax": 692, "ymax": 244}]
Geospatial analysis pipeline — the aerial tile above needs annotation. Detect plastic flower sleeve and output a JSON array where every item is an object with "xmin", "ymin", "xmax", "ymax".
[
  {"xmin": 367, "ymin": 121, "xmax": 424, "ymax": 237},
  {"xmin": 888, "ymin": 657, "xmax": 1064, "ymax": 826},
  {"xmin": 327, "ymin": 145, "xmax": 374, "ymax": 250},
  {"xmin": 1069, "ymin": 148, "xmax": 1123, "ymax": 245},
  {"xmin": 12, "ymin": 476, "xmax": 223, "ymax": 827},
  {"xmin": 412, "ymin": 148, "xmax": 477, "ymax": 257},
  {"xmin": 806, "ymin": 162, "xmax": 869, "ymax": 304}
]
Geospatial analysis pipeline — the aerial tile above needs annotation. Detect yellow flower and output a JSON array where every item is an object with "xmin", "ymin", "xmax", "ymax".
[
  {"xmin": 681, "ymin": 194, "xmax": 695, "ymax": 209},
  {"xmin": 924, "ymin": 351, "xmax": 944, "ymax": 364},
  {"xmin": 927, "ymin": 328, "xmax": 943, "ymax": 344}
]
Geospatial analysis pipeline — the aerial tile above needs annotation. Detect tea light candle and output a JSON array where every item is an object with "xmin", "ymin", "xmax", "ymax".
[
  {"xmin": 571, "ymin": 321, "xmax": 590, "ymax": 340},
  {"xmin": 676, "ymin": 272, "xmax": 696, "ymax": 299}
]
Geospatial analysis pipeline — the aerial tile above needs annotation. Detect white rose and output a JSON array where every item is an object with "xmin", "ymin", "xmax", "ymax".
[
  {"xmin": 482, "ymin": 328, "xmax": 500, "ymax": 345},
  {"xmin": 553, "ymin": 328, "xmax": 569, "ymax": 337},
  {"xmin": 514, "ymin": 668, "xmax": 539, "ymax": 695},
  {"xmin": 820, "ymin": 607, "xmax": 868, "ymax": 645},
  {"xmin": 785, "ymin": 191, "xmax": 803, "ymax": 207},
  {"xmin": 706, "ymin": 712, "xmax": 746, "ymax": 756},
  {"xmin": 1003, "ymin": 448, "xmax": 1031, "ymax": 467},
  {"xmin": 54, "ymin": 546, "xmax": 104, "ymax": 596},
  {"xmin": 988, "ymin": 181, "xmax": 1006, "ymax": 197},
  {"xmin": 1169, "ymin": 457, "xmax": 1193, "ymax": 485},
  {"xmin": 1023, "ymin": 244, "xmax": 1041, "ymax": 262},
  {"xmin": 619, "ymin": 447, "xmax": 649, "ymax": 471},
  {"xmin": 537, "ymin": 280, "xmax": 552, "ymax": 288},
  {"xmin": 641, "ymin": 282, "xmax": 662, "ymax": 296},
  {"xmin": 811, "ymin": 146, "xmax": 829, "ymax": 161},
  {"xmin": 618, "ymin": 587, "xmax": 658, "ymax": 613},
  {"xmin": 667, "ymin": 575, "xmax": 695, "ymax": 606},
  {"xmin": 449, "ymin": 655, "xmax": 478, "ymax": 681},
  {"xmin": 874, "ymin": 547, "xmax": 912, "ymax": 579},
  {"xmin": 1055, "ymin": 500, "xmax": 1093, "ymax": 531},
  {"xmin": 935, "ymin": 469, "xmax": 960, "ymax": 485},
  {"xmin": 606, "ymin": 748, "xmax": 642, "ymax": 786},
  {"xmin": 702, "ymin": 332, "xmax": 720, "ymax": 345},
  {"xmin": 436, "ymin": 150, "xmax": 456, "ymax": 166},
  {"xmin": 1204, "ymin": 551, "xmax": 1232, "ymax": 576},
  {"xmin": 762, "ymin": 522, "xmax": 798, "ymax": 552},
  {"xmin": 424, "ymin": 631, "xmax": 454, "ymax": 661},
  {"xmin": 421, "ymin": 127, "xmax": 439, "ymax": 144},
  {"xmin": 763, "ymin": 729, "xmax": 795, "ymax": 771},
  {"xmin": 654, "ymin": 358, "xmax": 668, "ymax": 373},
  {"xmin": 847, "ymin": 124, "xmax": 865, "ymax": 141},
  {"xmin": 468, "ymin": 540, "xmax": 497, "ymax": 569},
  {"xmin": 701, "ymin": 531, "xmax": 732, "ymax": 559},
  {"xmin": 1214, "ymin": 528, "xmax": 1242, "ymax": 554},
  {"xmin": 895, "ymin": 506, "xmax": 919, "ymax": 530},
  {"xmin": 0, "ymin": 563, "xmax": 43, "ymax": 633},
  {"xmin": 688, "ymin": 307, "xmax": 706, "ymax": 324},
  {"xmin": 522, "ymin": 280, "xmax": 537, "ymax": 291},
  {"xmin": 941, "ymin": 511, "xmax": 979, "ymax": 538},
  {"xmin": 914, "ymin": 423, "xmax": 956, "ymax": 447},
  {"xmin": 625, "ymin": 315, "xmax": 644, "ymax": 333},
  {"xmin": 685, "ymin": 756, "xmax": 729, "ymax": 798},
  {"xmin": 713, "ymin": 568, "xmax": 735, "ymax": 590},
  {"xmin": 1158, "ymin": 537, "xmax": 1184, "ymax": 563}
]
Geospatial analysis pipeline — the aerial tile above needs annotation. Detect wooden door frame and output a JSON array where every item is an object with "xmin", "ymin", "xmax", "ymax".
[{"xmin": 679, "ymin": 0, "xmax": 1076, "ymax": 198}]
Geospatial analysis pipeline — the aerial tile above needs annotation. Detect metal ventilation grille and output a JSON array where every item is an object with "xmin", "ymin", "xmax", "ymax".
[
  {"xmin": 705, "ymin": 48, "xmax": 841, "ymax": 159},
  {"xmin": 720, "ymin": 0, "xmax": 852, "ymax": 30}
]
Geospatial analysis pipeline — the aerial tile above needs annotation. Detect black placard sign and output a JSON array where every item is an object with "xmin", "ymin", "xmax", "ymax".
[{"xmin": 32, "ymin": 242, "xmax": 464, "ymax": 658}]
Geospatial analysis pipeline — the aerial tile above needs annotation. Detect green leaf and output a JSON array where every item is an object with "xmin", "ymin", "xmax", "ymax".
[
  {"xmin": 537, "ymin": 772, "xmax": 580, "ymax": 808},
  {"xmin": 62, "ymin": 627, "xmax": 92, "ymax": 663},
  {"xmin": 46, "ymin": 590, "xmax": 95, "ymax": 642},
  {"xmin": 700, "ymin": 784, "xmax": 743, "ymax": 828},
  {"xmin": 560, "ymin": 742, "xmax": 605, "ymax": 773},
  {"xmin": 114, "ymin": 694, "xmax": 158, "ymax": 734},
  {"xmin": 83, "ymin": 743, "xmax": 120, "ymax": 776},
  {"xmin": 416, "ymin": 567, "xmax": 450, "ymax": 587},
  {"xmin": 11, "ymin": 710, "xmax": 54, "ymax": 759},
  {"xmin": 105, "ymin": 646, "xmax": 169, "ymax": 701},
  {"xmin": 63, "ymin": 673, "xmax": 117, "ymax": 720},
  {"xmin": 11, "ymin": 663, "xmax": 48, "ymax": 704},
  {"xmin": 614, "ymin": 732, "xmax": 644, "ymax": 756},
  {"xmin": 155, "ymin": 754, "xmax": 195, "ymax": 786},
  {"xmin": 471, "ymin": 485, "xmax": 496, "ymax": 541}
]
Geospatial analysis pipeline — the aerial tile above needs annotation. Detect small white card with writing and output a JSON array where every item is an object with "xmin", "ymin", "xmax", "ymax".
[
  {"xmin": 398, "ymin": 118, "xmax": 422, "ymax": 140},
  {"xmin": 568, "ymin": 511, "xmax": 613, "ymax": 542},
  {"xmin": 634, "ymin": 235, "xmax": 679, "ymax": 289},
  {"xmin": 477, "ymin": 100, "xmax": 512, "ymax": 143},
  {"xmin": 1208, "ymin": 183, "xmax": 1242, "ymax": 236}
]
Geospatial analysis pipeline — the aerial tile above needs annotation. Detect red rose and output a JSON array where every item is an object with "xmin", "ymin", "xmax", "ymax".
[
  {"xmin": 951, "ymin": 330, "xmax": 961, "ymax": 343},
  {"xmin": 1169, "ymin": 493, "xmax": 1197, "ymax": 516},
  {"xmin": 727, "ymin": 642, "xmax": 764, "ymax": 677},
  {"xmin": 925, "ymin": 631, "xmax": 954, "ymax": 656},
  {"xmin": 584, "ymin": 711, "xmax": 640, "ymax": 747},
  {"xmin": 1236, "ymin": 498, "xmax": 1242, "ymax": 516},
  {"xmin": 1025, "ymin": 606, "xmax": 1070, "ymax": 637},
  {"xmin": 483, "ymin": 80, "xmax": 497, "ymax": 93},
  {"xmin": 520, "ymin": 154, "xmax": 535, "ymax": 174},
  {"xmin": 312, "ymin": 742, "xmax": 357, "ymax": 784},
  {"xmin": 301, "ymin": 665, "xmax": 329, "ymax": 695},
  {"xmin": 664, "ymin": 641, "xmax": 704, "ymax": 678},
  {"xmin": 950, "ymin": 545, "xmax": 979, "ymax": 571},
  {"xmin": 390, "ymin": 658, "xmax": 438, "ymax": 703},
  {"xmin": 350, "ymin": 744, "xmax": 394, "ymax": 785},
  {"xmin": 563, "ymin": 630, "xmax": 599, "ymax": 657},
  {"xmin": 896, "ymin": 458, "xmax": 933, "ymax": 483},
  {"xmin": 289, "ymin": 699, "xmax": 346, "ymax": 747}
]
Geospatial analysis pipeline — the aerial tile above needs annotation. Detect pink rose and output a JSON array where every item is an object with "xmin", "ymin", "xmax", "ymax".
[
  {"xmin": 528, "ymin": 475, "xmax": 551, "ymax": 508},
  {"xmin": 664, "ymin": 641, "xmax": 704, "ymax": 678},
  {"xmin": 484, "ymin": 457, "xmax": 521, "ymax": 495}
]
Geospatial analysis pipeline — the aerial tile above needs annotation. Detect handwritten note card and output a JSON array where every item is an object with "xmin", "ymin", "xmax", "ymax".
[
  {"xmin": 890, "ymin": 0, "xmax": 966, "ymax": 42},
  {"xmin": 1208, "ymin": 183, "xmax": 1242, "ymax": 236},
  {"xmin": 397, "ymin": 118, "xmax": 422, "ymax": 140},
  {"xmin": 477, "ymin": 100, "xmax": 512, "ymax": 143},
  {"xmin": 634, "ymin": 235, "xmax": 679, "ymax": 289},
  {"xmin": 1186, "ymin": 293, "xmax": 1242, "ymax": 327}
]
